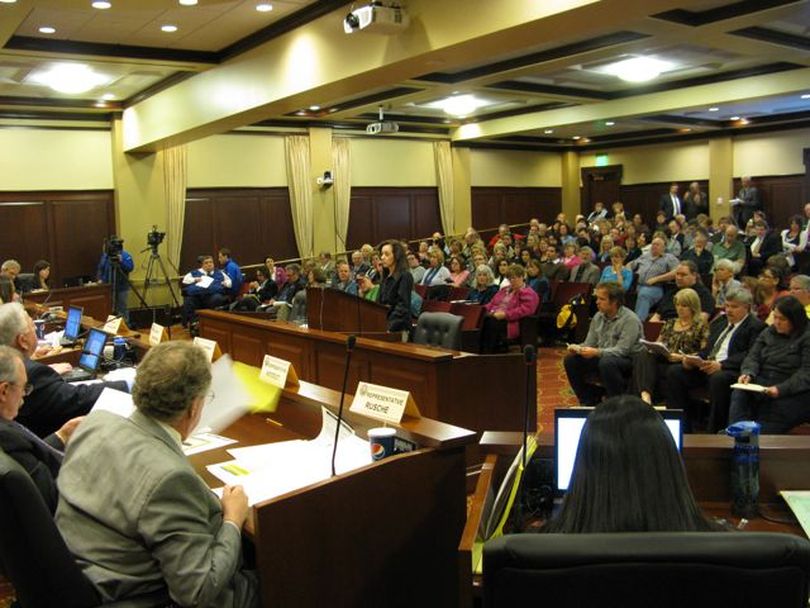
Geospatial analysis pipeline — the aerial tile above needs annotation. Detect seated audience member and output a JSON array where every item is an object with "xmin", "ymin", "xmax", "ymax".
[
  {"xmin": 468, "ymin": 265, "xmax": 499, "ymax": 306},
  {"xmin": 377, "ymin": 240, "xmax": 414, "ymax": 335},
  {"xmin": 366, "ymin": 252, "xmax": 383, "ymax": 284},
  {"xmin": 181, "ymin": 255, "xmax": 232, "ymax": 327},
  {"xmin": 350, "ymin": 250, "xmax": 370, "ymax": 278},
  {"xmin": 788, "ymin": 275, "xmax": 810, "ymax": 318},
  {"xmin": 406, "ymin": 251, "xmax": 426, "ymax": 285},
  {"xmin": 1, "ymin": 259, "xmax": 21, "ymax": 283},
  {"xmin": 0, "ymin": 303, "xmax": 128, "ymax": 438},
  {"xmin": 331, "ymin": 260, "xmax": 358, "ymax": 295},
  {"xmin": 561, "ymin": 243, "xmax": 581, "ymax": 270},
  {"xmin": 632, "ymin": 288, "xmax": 708, "ymax": 406},
  {"xmin": 666, "ymin": 220, "xmax": 684, "ymax": 257},
  {"xmin": 56, "ymin": 342, "xmax": 259, "ymax": 607},
  {"xmin": 264, "ymin": 256, "xmax": 287, "ymax": 288},
  {"xmin": 568, "ymin": 246, "xmax": 600, "ymax": 285},
  {"xmin": 632, "ymin": 213, "xmax": 650, "ymax": 237},
  {"xmin": 680, "ymin": 231, "xmax": 714, "ymax": 277},
  {"xmin": 782, "ymin": 215, "xmax": 807, "ymax": 270},
  {"xmin": 420, "ymin": 249, "xmax": 451, "ymax": 287},
  {"xmin": 600, "ymin": 246, "xmax": 633, "ymax": 290},
  {"xmin": 712, "ymin": 225, "xmax": 746, "ymax": 275},
  {"xmin": 747, "ymin": 220, "xmax": 783, "ymax": 278},
  {"xmin": 564, "ymin": 282, "xmax": 643, "ymax": 405},
  {"xmin": 265, "ymin": 264, "xmax": 306, "ymax": 321},
  {"xmin": 487, "ymin": 224, "xmax": 514, "ymax": 249},
  {"xmin": 493, "ymin": 259, "xmax": 511, "ymax": 290},
  {"xmin": 754, "ymin": 266, "xmax": 789, "ymax": 323},
  {"xmin": 711, "ymin": 259, "xmax": 741, "ymax": 307},
  {"xmin": 558, "ymin": 224, "xmax": 576, "ymax": 247},
  {"xmin": 230, "ymin": 268, "xmax": 278, "ymax": 311},
  {"xmin": 32, "ymin": 259, "xmax": 51, "ymax": 291},
  {"xmin": 653, "ymin": 210, "xmax": 668, "ymax": 234},
  {"xmin": 525, "ymin": 259, "xmax": 550, "ymax": 300},
  {"xmin": 667, "ymin": 288, "xmax": 764, "ymax": 433},
  {"xmin": 623, "ymin": 235, "xmax": 641, "ymax": 263},
  {"xmin": 356, "ymin": 273, "xmax": 380, "ymax": 302},
  {"xmin": 448, "ymin": 255, "xmax": 469, "ymax": 288},
  {"xmin": 218, "ymin": 248, "xmax": 243, "ymax": 297},
  {"xmin": 319, "ymin": 251, "xmax": 336, "ymax": 283},
  {"xmin": 595, "ymin": 236, "xmax": 614, "ymax": 265},
  {"xmin": 481, "ymin": 264, "xmax": 539, "ymax": 352},
  {"xmin": 0, "ymin": 345, "xmax": 83, "ymax": 513},
  {"xmin": 650, "ymin": 261, "xmax": 714, "ymax": 323},
  {"xmin": 627, "ymin": 235, "xmax": 680, "ymax": 321},
  {"xmin": 289, "ymin": 268, "xmax": 327, "ymax": 323},
  {"xmin": 586, "ymin": 201, "xmax": 608, "ymax": 224},
  {"xmin": 541, "ymin": 396, "xmax": 716, "ymax": 533},
  {"xmin": 0, "ymin": 276, "xmax": 15, "ymax": 304},
  {"xmin": 728, "ymin": 296, "xmax": 810, "ymax": 434}
]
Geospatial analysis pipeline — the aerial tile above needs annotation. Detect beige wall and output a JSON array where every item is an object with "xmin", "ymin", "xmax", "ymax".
[
  {"xmin": 470, "ymin": 149, "xmax": 562, "ymax": 187},
  {"xmin": 733, "ymin": 128, "xmax": 809, "ymax": 177},
  {"xmin": 351, "ymin": 138, "xmax": 436, "ymax": 186},
  {"xmin": 187, "ymin": 133, "xmax": 287, "ymax": 187},
  {"xmin": 0, "ymin": 128, "xmax": 113, "ymax": 190},
  {"xmin": 580, "ymin": 141, "xmax": 710, "ymax": 184}
]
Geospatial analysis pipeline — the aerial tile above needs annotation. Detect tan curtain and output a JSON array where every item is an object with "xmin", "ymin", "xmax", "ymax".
[
  {"xmin": 284, "ymin": 135, "xmax": 314, "ymax": 258},
  {"xmin": 433, "ymin": 140, "xmax": 455, "ymax": 236},
  {"xmin": 161, "ymin": 143, "xmax": 187, "ymax": 272},
  {"xmin": 332, "ymin": 137, "xmax": 351, "ymax": 252}
]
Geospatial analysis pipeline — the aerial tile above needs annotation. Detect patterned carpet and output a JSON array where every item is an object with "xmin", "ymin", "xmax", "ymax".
[{"xmin": 536, "ymin": 346, "xmax": 578, "ymax": 433}]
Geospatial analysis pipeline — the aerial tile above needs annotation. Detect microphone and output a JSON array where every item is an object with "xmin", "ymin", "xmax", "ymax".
[
  {"xmin": 331, "ymin": 334, "xmax": 356, "ymax": 476},
  {"xmin": 522, "ymin": 344, "xmax": 536, "ymax": 471}
]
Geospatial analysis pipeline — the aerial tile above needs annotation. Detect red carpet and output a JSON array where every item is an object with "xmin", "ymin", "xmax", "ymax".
[{"xmin": 536, "ymin": 346, "xmax": 578, "ymax": 434}]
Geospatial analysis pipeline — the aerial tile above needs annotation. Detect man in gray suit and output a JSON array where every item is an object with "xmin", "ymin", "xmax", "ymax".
[
  {"xmin": 568, "ymin": 246, "xmax": 601, "ymax": 285},
  {"xmin": 56, "ymin": 341, "xmax": 259, "ymax": 608}
]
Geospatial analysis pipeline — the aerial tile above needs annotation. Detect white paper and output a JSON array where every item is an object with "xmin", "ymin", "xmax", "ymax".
[
  {"xmin": 182, "ymin": 432, "xmax": 237, "ymax": 456},
  {"xmin": 731, "ymin": 382, "xmax": 769, "ymax": 393},
  {"xmin": 103, "ymin": 366, "xmax": 136, "ymax": 386},
  {"xmin": 149, "ymin": 323, "xmax": 165, "ymax": 346},
  {"xmin": 91, "ymin": 387, "xmax": 135, "ymax": 418},
  {"xmin": 196, "ymin": 355, "xmax": 251, "ymax": 434},
  {"xmin": 103, "ymin": 315, "xmax": 122, "ymax": 335},
  {"xmin": 197, "ymin": 275, "xmax": 214, "ymax": 289}
]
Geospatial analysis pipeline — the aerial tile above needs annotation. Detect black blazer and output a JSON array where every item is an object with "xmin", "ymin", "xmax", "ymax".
[
  {"xmin": 699, "ymin": 313, "xmax": 766, "ymax": 372},
  {"xmin": 659, "ymin": 192, "xmax": 682, "ymax": 220},
  {"xmin": 17, "ymin": 359, "xmax": 128, "ymax": 438},
  {"xmin": 0, "ymin": 419, "xmax": 62, "ymax": 513},
  {"xmin": 754, "ymin": 232, "xmax": 783, "ymax": 262}
]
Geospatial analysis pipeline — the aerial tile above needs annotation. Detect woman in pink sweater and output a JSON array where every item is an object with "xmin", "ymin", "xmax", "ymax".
[{"xmin": 482, "ymin": 264, "xmax": 540, "ymax": 351}]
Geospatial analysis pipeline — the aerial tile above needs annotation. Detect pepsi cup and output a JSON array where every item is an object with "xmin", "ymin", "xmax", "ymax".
[
  {"xmin": 34, "ymin": 320, "xmax": 46, "ymax": 340},
  {"xmin": 368, "ymin": 427, "xmax": 396, "ymax": 461}
]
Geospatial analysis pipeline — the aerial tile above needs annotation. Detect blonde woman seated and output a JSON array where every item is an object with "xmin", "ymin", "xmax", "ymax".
[{"xmin": 632, "ymin": 287, "xmax": 708, "ymax": 405}]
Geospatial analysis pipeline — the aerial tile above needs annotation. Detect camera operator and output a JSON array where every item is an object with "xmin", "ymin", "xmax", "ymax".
[{"xmin": 97, "ymin": 236, "xmax": 134, "ymax": 322}]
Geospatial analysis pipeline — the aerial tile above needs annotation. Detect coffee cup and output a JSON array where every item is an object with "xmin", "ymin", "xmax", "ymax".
[{"xmin": 367, "ymin": 427, "xmax": 397, "ymax": 461}]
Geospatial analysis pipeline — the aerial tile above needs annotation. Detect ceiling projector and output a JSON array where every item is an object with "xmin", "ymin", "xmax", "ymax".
[
  {"xmin": 366, "ymin": 106, "xmax": 399, "ymax": 135},
  {"xmin": 344, "ymin": 3, "xmax": 410, "ymax": 34}
]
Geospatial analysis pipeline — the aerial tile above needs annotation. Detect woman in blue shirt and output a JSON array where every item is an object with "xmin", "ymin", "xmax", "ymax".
[{"xmin": 599, "ymin": 246, "xmax": 633, "ymax": 290}]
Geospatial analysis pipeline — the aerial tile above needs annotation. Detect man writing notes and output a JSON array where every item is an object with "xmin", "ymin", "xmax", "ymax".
[{"xmin": 56, "ymin": 341, "xmax": 259, "ymax": 607}]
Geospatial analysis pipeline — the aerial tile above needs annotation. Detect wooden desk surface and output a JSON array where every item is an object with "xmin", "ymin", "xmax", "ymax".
[{"xmin": 24, "ymin": 283, "xmax": 112, "ymax": 320}]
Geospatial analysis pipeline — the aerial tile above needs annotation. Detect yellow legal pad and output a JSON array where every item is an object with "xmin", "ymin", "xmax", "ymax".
[{"xmin": 232, "ymin": 361, "xmax": 282, "ymax": 413}]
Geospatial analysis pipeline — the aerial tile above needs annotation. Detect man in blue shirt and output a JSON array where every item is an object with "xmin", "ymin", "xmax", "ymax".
[
  {"xmin": 217, "ymin": 248, "xmax": 242, "ymax": 297},
  {"xmin": 97, "ymin": 236, "xmax": 134, "ymax": 321},
  {"xmin": 181, "ymin": 255, "xmax": 232, "ymax": 327}
]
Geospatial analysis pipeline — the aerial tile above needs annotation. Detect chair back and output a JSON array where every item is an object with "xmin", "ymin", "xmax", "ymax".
[
  {"xmin": 448, "ymin": 286, "xmax": 470, "ymax": 301},
  {"xmin": 643, "ymin": 320, "xmax": 664, "ymax": 341},
  {"xmin": 0, "ymin": 450, "xmax": 101, "ymax": 608},
  {"xmin": 412, "ymin": 312, "xmax": 463, "ymax": 350},
  {"xmin": 552, "ymin": 281, "xmax": 592, "ymax": 307},
  {"xmin": 421, "ymin": 300, "xmax": 452, "ymax": 314},
  {"xmin": 449, "ymin": 303, "xmax": 485, "ymax": 331},
  {"xmin": 414, "ymin": 284, "xmax": 428, "ymax": 299},
  {"xmin": 483, "ymin": 532, "xmax": 810, "ymax": 608}
]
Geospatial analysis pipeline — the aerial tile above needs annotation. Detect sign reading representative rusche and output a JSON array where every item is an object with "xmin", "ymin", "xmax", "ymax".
[{"xmin": 349, "ymin": 381, "xmax": 418, "ymax": 425}]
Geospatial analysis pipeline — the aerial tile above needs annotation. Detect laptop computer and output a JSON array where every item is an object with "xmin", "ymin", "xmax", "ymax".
[
  {"xmin": 554, "ymin": 407, "xmax": 683, "ymax": 494},
  {"xmin": 60, "ymin": 306, "xmax": 83, "ymax": 347},
  {"xmin": 63, "ymin": 328, "xmax": 108, "ymax": 383}
]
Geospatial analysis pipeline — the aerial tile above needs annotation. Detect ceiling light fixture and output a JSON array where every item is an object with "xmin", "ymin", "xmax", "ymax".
[
  {"xmin": 256, "ymin": 3, "xmax": 273, "ymax": 11},
  {"xmin": 28, "ymin": 63, "xmax": 111, "ymax": 94},
  {"xmin": 91, "ymin": 1, "xmax": 111, "ymax": 9},
  {"xmin": 572, "ymin": 136, "xmax": 581, "ymax": 140},
  {"xmin": 730, "ymin": 116, "xmax": 740, "ymax": 121},
  {"xmin": 600, "ymin": 56, "xmax": 676, "ymax": 83},
  {"xmin": 0, "ymin": 0, "xmax": 19, "ymax": 4},
  {"xmin": 179, "ymin": 0, "xmax": 198, "ymax": 5},
  {"xmin": 309, "ymin": 105, "xmax": 320, "ymax": 111},
  {"xmin": 425, "ymin": 94, "xmax": 489, "ymax": 118},
  {"xmin": 38, "ymin": 26, "xmax": 56, "ymax": 34},
  {"xmin": 708, "ymin": 107, "xmax": 719, "ymax": 112},
  {"xmin": 605, "ymin": 121, "xmax": 615, "ymax": 126},
  {"xmin": 161, "ymin": 24, "xmax": 178, "ymax": 32},
  {"xmin": 544, "ymin": 129, "xmax": 554, "ymax": 134},
  {"xmin": 101, "ymin": 92, "xmax": 115, "ymax": 100},
  {"xmin": 739, "ymin": 118, "xmax": 750, "ymax": 125}
]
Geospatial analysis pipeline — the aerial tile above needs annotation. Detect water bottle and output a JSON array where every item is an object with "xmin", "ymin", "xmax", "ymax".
[
  {"xmin": 113, "ymin": 337, "xmax": 127, "ymax": 361},
  {"xmin": 726, "ymin": 421, "xmax": 760, "ymax": 518}
]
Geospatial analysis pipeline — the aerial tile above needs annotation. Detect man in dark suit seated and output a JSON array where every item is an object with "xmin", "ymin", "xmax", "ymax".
[
  {"xmin": 746, "ymin": 220, "xmax": 783, "ymax": 278},
  {"xmin": 181, "ymin": 255, "xmax": 232, "ymax": 327},
  {"xmin": 0, "ymin": 303, "xmax": 128, "ymax": 438},
  {"xmin": 0, "ymin": 345, "xmax": 83, "ymax": 513},
  {"xmin": 666, "ymin": 288, "xmax": 765, "ymax": 432}
]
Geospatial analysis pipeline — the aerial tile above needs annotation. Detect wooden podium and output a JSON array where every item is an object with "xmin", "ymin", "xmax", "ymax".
[
  {"xmin": 191, "ymin": 381, "xmax": 476, "ymax": 607},
  {"xmin": 306, "ymin": 287, "xmax": 388, "ymax": 333}
]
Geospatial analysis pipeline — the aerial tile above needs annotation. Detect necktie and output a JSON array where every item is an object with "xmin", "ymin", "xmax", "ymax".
[
  {"xmin": 708, "ymin": 323, "xmax": 734, "ymax": 360},
  {"xmin": 10, "ymin": 421, "xmax": 64, "ymax": 463},
  {"xmin": 672, "ymin": 195, "xmax": 680, "ymax": 216}
]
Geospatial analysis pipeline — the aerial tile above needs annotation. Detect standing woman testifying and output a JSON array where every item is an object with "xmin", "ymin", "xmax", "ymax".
[{"xmin": 378, "ymin": 240, "xmax": 414, "ymax": 338}]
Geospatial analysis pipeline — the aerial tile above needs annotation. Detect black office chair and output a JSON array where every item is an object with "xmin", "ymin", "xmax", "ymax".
[
  {"xmin": 13, "ymin": 273, "xmax": 36, "ymax": 294},
  {"xmin": 412, "ymin": 312, "xmax": 463, "ymax": 350},
  {"xmin": 0, "ymin": 449, "xmax": 101, "ymax": 608},
  {"xmin": 483, "ymin": 532, "xmax": 810, "ymax": 608}
]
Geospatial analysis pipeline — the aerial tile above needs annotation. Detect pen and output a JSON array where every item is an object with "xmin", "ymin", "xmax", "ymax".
[{"xmin": 265, "ymin": 417, "xmax": 283, "ymax": 427}]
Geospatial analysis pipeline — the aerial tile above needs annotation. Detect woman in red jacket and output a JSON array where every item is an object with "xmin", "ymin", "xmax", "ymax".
[{"xmin": 481, "ymin": 264, "xmax": 539, "ymax": 352}]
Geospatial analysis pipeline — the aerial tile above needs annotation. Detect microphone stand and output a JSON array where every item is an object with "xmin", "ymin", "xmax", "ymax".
[{"xmin": 331, "ymin": 335, "xmax": 357, "ymax": 476}]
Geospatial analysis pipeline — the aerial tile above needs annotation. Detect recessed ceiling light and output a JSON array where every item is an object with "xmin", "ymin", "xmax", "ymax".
[
  {"xmin": 308, "ymin": 105, "xmax": 320, "ymax": 111},
  {"xmin": 730, "ymin": 116, "xmax": 740, "ymax": 121},
  {"xmin": 739, "ymin": 118, "xmax": 750, "ymax": 125},
  {"xmin": 544, "ymin": 129, "xmax": 554, "ymax": 134},
  {"xmin": 329, "ymin": 108, "xmax": 338, "ymax": 113},
  {"xmin": 38, "ymin": 26, "xmax": 56, "ymax": 34},
  {"xmin": 101, "ymin": 92, "xmax": 115, "ymax": 100},
  {"xmin": 161, "ymin": 24, "xmax": 178, "ymax": 33},
  {"xmin": 572, "ymin": 136, "xmax": 581, "ymax": 140},
  {"xmin": 28, "ymin": 63, "xmax": 111, "ymax": 94},
  {"xmin": 708, "ymin": 107, "xmax": 719, "ymax": 112},
  {"xmin": 179, "ymin": 0, "xmax": 198, "ymax": 5},
  {"xmin": 91, "ymin": 1, "xmax": 111, "ymax": 9},
  {"xmin": 0, "ymin": 0, "xmax": 19, "ymax": 4},
  {"xmin": 605, "ymin": 121, "xmax": 615, "ymax": 126},
  {"xmin": 802, "ymin": 94, "xmax": 810, "ymax": 99},
  {"xmin": 600, "ymin": 56, "xmax": 676, "ymax": 83},
  {"xmin": 94, "ymin": 101, "xmax": 108, "ymax": 108},
  {"xmin": 425, "ymin": 94, "xmax": 490, "ymax": 118},
  {"xmin": 681, "ymin": 128, "xmax": 692, "ymax": 133},
  {"xmin": 295, "ymin": 110, "xmax": 307, "ymax": 116},
  {"xmin": 256, "ymin": 3, "xmax": 273, "ymax": 11}
]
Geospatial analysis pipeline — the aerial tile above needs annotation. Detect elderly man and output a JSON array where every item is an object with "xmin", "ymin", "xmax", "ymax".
[
  {"xmin": 733, "ymin": 176, "xmax": 761, "ymax": 228},
  {"xmin": 680, "ymin": 230, "xmax": 714, "ymax": 276},
  {"xmin": 650, "ymin": 261, "xmax": 715, "ymax": 323},
  {"xmin": 0, "ymin": 345, "xmax": 83, "ymax": 512},
  {"xmin": 627, "ymin": 235, "xmax": 680, "ymax": 321},
  {"xmin": 568, "ymin": 247, "xmax": 601, "ymax": 285},
  {"xmin": 1, "ymin": 259, "xmax": 21, "ymax": 281},
  {"xmin": 331, "ymin": 260, "xmax": 358, "ymax": 295},
  {"xmin": 564, "ymin": 282, "xmax": 643, "ymax": 405},
  {"xmin": 712, "ymin": 259, "xmax": 742, "ymax": 307},
  {"xmin": 0, "ymin": 303, "xmax": 127, "ymax": 438},
  {"xmin": 712, "ymin": 225, "xmax": 746, "ymax": 275},
  {"xmin": 586, "ymin": 202, "xmax": 608, "ymax": 224},
  {"xmin": 182, "ymin": 255, "xmax": 232, "ymax": 327},
  {"xmin": 56, "ymin": 341, "xmax": 258, "ymax": 607},
  {"xmin": 666, "ymin": 288, "xmax": 765, "ymax": 432},
  {"xmin": 789, "ymin": 275, "xmax": 810, "ymax": 318}
]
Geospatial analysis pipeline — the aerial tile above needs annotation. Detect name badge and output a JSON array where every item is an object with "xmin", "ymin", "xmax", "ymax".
[
  {"xmin": 350, "ymin": 381, "xmax": 420, "ymax": 424},
  {"xmin": 193, "ymin": 336, "xmax": 220, "ymax": 362},
  {"xmin": 149, "ymin": 322, "xmax": 166, "ymax": 346},
  {"xmin": 103, "ymin": 315, "xmax": 122, "ymax": 335},
  {"xmin": 258, "ymin": 354, "xmax": 299, "ymax": 389}
]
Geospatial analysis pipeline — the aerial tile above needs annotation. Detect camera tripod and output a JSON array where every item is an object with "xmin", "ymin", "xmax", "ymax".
[
  {"xmin": 141, "ymin": 245, "xmax": 181, "ymax": 310},
  {"xmin": 109, "ymin": 256, "xmax": 148, "ymax": 318}
]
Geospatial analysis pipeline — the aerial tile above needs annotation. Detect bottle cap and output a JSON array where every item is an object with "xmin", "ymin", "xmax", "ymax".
[{"xmin": 725, "ymin": 420, "xmax": 761, "ymax": 438}]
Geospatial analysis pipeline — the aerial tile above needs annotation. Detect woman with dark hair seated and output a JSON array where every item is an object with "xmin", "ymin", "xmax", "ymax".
[
  {"xmin": 729, "ymin": 295, "xmax": 810, "ymax": 434},
  {"xmin": 542, "ymin": 396, "xmax": 716, "ymax": 533},
  {"xmin": 32, "ymin": 259, "xmax": 51, "ymax": 291},
  {"xmin": 230, "ymin": 267, "xmax": 278, "ymax": 311}
]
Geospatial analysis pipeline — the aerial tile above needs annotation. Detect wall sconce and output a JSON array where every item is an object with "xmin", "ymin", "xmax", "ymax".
[{"xmin": 316, "ymin": 170, "xmax": 334, "ymax": 189}]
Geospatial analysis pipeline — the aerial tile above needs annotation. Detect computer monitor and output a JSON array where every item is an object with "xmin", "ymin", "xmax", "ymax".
[
  {"xmin": 64, "ymin": 306, "xmax": 83, "ymax": 340},
  {"xmin": 554, "ymin": 407, "xmax": 683, "ymax": 493},
  {"xmin": 77, "ymin": 328, "xmax": 107, "ymax": 373}
]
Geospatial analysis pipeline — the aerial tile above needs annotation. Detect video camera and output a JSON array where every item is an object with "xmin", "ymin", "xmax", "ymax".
[
  {"xmin": 147, "ymin": 225, "xmax": 166, "ymax": 251},
  {"xmin": 104, "ymin": 235, "xmax": 124, "ymax": 260}
]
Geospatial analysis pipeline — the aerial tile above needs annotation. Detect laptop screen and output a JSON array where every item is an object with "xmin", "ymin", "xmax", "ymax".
[
  {"xmin": 78, "ymin": 328, "xmax": 107, "ymax": 372},
  {"xmin": 64, "ymin": 306, "xmax": 83, "ymax": 340},
  {"xmin": 555, "ymin": 408, "xmax": 683, "ymax": 493}
]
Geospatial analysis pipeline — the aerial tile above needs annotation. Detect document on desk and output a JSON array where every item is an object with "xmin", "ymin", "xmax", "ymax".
[
  {"xmin": 182, "ymin": 432, "xmax": 237, "ymax": 456},
  {"xmin": 780, "ymin": 491, "xmax": 810, "ymax": 537},
  {"xmin": 207, "ymin": 407, "xmax": 372, "ymax": 506},
  {"xmin": 91, "ymin": 387, "xmax": 135, "ymax": 418},
  {"xmin": 197, "ymin": 354, "xmax": 251, "ymax": 433}
]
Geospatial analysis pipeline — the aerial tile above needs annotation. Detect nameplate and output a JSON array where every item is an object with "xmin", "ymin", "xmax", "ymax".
[
  {"xmin": 349, "ymin": 381, "xmax": 420, "ymax": 424},
  {"xmin": 103, "ymin": 315, "xmax": 122, "ymax": 335},
  {"xmin": 258, "ymin": 354, "xmax": 299, "ymax": 389},
  {"xmin": 149, "ymin": 323, "xmax": 166, "ymax": 346},
  {"xmin": 193, "ymin": 337, "xmax": 220, "ymax": 362}
]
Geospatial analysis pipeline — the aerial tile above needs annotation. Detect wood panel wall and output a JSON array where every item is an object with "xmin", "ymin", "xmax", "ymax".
[
  {"xmin": 0, "ymin": 191, "xmax": 115, "ymax": 287},
  {"xmin": 181, "ymin": 188, "xmax": 298, "ymax": 271},
  {"xmin": 471, "ymin": 187, "xmax": 562, "ymax": 233},
  {"xmin": 732, "ymin": 174, "xmax": 806, "ymax": 231},
  {"xmin": 346, "ymin": 187, "xmax": 442, "ymax": 250}
]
